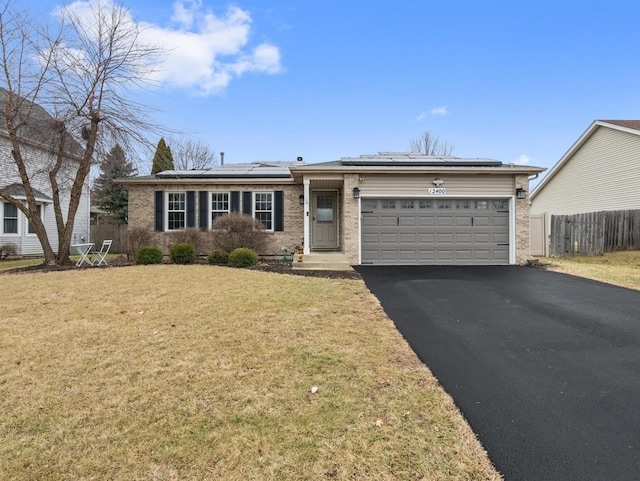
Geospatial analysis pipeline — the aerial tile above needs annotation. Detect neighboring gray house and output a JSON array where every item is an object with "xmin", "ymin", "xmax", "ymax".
[
  {"xmin": 530, "ymin": 120, "xmax": 640, "ymax": 256},
  {"xmin": 0, "ymin": 90, "xmax": 90, "ymax": 256},
  {"xmin": 121, "ymin": 153, "xmax": 544, "ymax": 265}
]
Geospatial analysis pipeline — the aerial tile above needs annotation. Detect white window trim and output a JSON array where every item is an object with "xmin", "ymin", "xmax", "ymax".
[
  {"xmin": 253, "ymin": 191, "xmax": 274, "ymax": 232},
  {"xmin": 165, "ymin": 192, "xmax": 186, "ymax": 231},
  {"xmin": 210, "ymin": 191, "xmax": 230, "ymax": 229},
  {"xmin": 2, "ymin": 202, "xmax": 20, "ymax": 236}
]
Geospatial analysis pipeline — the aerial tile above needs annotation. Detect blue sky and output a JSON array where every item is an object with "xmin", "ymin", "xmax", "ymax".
[{"xmin": 30, "ymin": 0, "xmax": 640, "ymax": 179}]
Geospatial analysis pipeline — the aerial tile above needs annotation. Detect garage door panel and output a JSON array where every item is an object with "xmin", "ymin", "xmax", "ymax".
[
  {"xmin": 455, "ymin": 250, "xmax": 473, "ymax": 261},
  {"xmin": 493, "ymin": 216, "xmax": 509, "ymax": 227},
  {"xmin": 380, "ymin": 216, "xmax": 399, "ymax": 227},
  {"xmin": 474, "ymin": 233, "xmax": 491, "ymax": 244},
  {"xmin": 399, "ymin": 233, "xmax": 417, "ymax": 243},
  {"xmin": 474, "ymin": 215, "xmax": 490, "ymax": 227},
  {"xmin": 437, "ymin": 216, "xmax": 454, "ymax": 227},
  {"xmin": 361, "ymin": 198, "xmax": 510, "ymax": 265},
  {"xmin": 456, "ymin": 216, "xmax": 473, "ymax": 227},
  {"xmin": 455, "ymin": 233, "xmax": 473, "ymax": 244},
  {"xmin": 361, "ymin": 215, "xmax": 380, "ymax": 227},
  {"xmin": 399, "ymin": 216, "xmax": 416, "ymax": 227},
  {"xmin": 437, "ymin": 233, "xmax": 453, "ymax": 243},
  {"xmin": 398, "ymin": 250, "xmax": 417, "ymax": 261}
]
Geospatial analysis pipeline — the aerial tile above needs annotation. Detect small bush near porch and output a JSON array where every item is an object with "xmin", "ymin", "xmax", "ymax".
[{"xmin": 0, "ymin": 266, "xmax": 500, "ymax": 480}]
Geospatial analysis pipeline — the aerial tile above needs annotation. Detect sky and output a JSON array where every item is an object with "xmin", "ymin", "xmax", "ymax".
[{"xmin": 26, "ymin": 0, "xmax": 640, "ymax": 182}]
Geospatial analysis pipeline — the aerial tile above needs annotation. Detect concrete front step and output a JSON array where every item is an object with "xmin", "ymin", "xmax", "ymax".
[{"xmin": 292, "ymin": 253, "xmax": 353, "ymax": 271}]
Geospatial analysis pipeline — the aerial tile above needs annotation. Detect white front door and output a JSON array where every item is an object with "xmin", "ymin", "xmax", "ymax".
[{"xmin": 311, "ymin": 192, "xmax": 338, "ymax": 249}]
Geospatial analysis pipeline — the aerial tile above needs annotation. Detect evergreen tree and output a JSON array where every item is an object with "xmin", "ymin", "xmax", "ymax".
[
  {"xmin": 151, "ymin": 137, "xmax": 174, "ymax": 174},
  {"xmin": 93, "ymin": 144, "xmax": 136, "ymax": 225}
]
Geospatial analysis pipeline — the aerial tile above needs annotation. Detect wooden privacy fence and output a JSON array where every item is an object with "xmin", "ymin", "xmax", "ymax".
[
  {"xmin": 90, "ymin": 224, "xmax": 128, "ymax": 254},
  {"xmin": 550, "ymin": 209, "xmax": 640, "ymax": 257}
]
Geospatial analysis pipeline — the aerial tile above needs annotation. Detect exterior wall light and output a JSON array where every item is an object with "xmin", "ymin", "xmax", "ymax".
[
  {"xmin": 352, "ymin": 187, "xmax": 360, "ymax": 199},
  {"xmin": 516, "ymin": 187, "xmax": 527, "ymax": 199},
  {"xmin": 299, "ymin": 194, "xmax": 304, "ymax": 204}
]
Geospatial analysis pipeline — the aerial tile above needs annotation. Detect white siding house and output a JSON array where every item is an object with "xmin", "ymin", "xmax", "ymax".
[
  {"xmin": 530, "ymin": 120, "xmax": 640, "ymax": 255},
  {"xmin": 0, "ymin": 92, "xmax": 90, "ymax": 257}
]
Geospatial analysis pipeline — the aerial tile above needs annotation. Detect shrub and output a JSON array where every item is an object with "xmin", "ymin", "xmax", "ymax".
[
  {"xmin": 211, "ymin": 213, "xmax": 269, "ymax": 254},
  {"xmin": 127, "ymin": 227, "xmax": 153, "ymax": 260},
  {"xmin": 168, "ymin": 228, "xmax": 209, "ymax": 256},
  {"xmin": 208, "ymin": 249, "xmax": 229, "ymax": 265},
  {"xmin": 0, "ymin": 243, "xmax": 18, "ymax": 260},
  {"xmin": 228, "ymin": 247, "xmax": 259, "ymax": 268},
  {"xmin": 136, "ymin": 246, "xmax": 163, "ymax": 265},
  {"xmin": 170, "ymin": 243, "xmax": 196, "ymax": 264}
]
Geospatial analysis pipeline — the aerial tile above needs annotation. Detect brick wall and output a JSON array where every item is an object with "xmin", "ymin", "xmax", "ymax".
[
  {"xmin": 126, "ymin": 183, "xmax": 304, "ymax": 256},
  {"xmin": 341, "ymin": 174, "xmax": 360, "ymax": 264},
  {"xmin": 515, "ymin": 174, "xmax": 531, "ymax": 265}
]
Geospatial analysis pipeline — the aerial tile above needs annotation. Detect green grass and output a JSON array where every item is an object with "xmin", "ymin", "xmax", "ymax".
[
  {"xmin": 0, "ymin": 258, "xmax": 44, "ymax": 270},
  {"xmin": 0, "ymin": 265, "xmax": 500, "ymax": 480}
]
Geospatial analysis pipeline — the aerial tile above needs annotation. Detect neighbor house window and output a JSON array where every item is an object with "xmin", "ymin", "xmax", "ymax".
[
  {"xmin": 211, "ymin": 192, "xmax": 229, "ymax": 225},
  {"xmin": 254, "ymin": 192, "xmax": 273, "ymax": 230},
  {"xmin": 27, "ymin": 204, "xmax": 42, "ymax": 234},
  {"xmin": 167, "ymin": 192, "xmax": 186, "ymax": 230},
  {"xmin": 3, "ymin": 203, "xmax": 18, "ymax": 234}
]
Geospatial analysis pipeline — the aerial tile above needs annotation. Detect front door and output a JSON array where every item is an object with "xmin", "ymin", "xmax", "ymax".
[{"xmin": 311, "ymin": 191, "xmax": 338, "ymax": 249}]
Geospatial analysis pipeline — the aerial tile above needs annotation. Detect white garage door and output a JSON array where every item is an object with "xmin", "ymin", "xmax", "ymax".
[{"xmin": 361, "ymin": 198, "xmax": 510, "ymax": 265}]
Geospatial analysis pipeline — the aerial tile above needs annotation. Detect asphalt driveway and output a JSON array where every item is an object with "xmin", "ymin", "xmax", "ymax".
[{"xmin": 356, "ymin": 265, "xmax": 640, "ymax": 481}]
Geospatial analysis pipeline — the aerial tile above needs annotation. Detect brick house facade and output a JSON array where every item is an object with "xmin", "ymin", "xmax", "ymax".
[{"xmin": 121, "ymin": 154, "xmax": 544, "ymax": 265}]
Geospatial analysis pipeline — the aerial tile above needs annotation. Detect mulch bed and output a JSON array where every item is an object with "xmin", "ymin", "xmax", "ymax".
[{"xmin": 4, "ymin": 257, "xmax": 362, "ymax": 280}]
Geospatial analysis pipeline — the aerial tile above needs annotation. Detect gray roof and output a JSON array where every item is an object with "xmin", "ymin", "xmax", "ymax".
[
  {"xmin": 0, "ymin": 88, "xmax": 84, "ymax": 158},
  {"xmin": 1, "ymin": 183, "xmax": 52, "ymax": 201},
  {"xmin": 155, "ymin": 161, "xmax": 300, "ymax": 179},
  {"xmin": 300, "ymin": 152, "xmax": 504, "ymax": 168}
]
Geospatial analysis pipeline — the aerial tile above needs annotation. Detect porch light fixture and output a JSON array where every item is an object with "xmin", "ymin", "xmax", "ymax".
[
  {"xmin": 516, "ymin": 187, "xmax": 527, "ymax": 199},
  {"xmin": 352, "ymin": 187, "xmax": 360, "ymax": 199},
  {"xmin": 299, "ymin": 194, "xmax": 304, "ymax": 204}
]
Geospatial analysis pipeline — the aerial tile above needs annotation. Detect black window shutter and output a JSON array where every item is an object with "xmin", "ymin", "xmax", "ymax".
[
  {"xmin": 154, "ymin": 191, "xmax": 164, "ymax": 231},
  {"xmin": 186, "ymin": 191, "xmax": 196, "ymax": 228},
  {"xmin": 274, "ymin": 190, "xmax": 284, "ymax": 232},
  {"xmin": 231, "ymin": 191, "xmax": 240, "ymax": 212},
  {"xmin": 242, "ymin": 192, "xmax": 252, "ymax": 215},
  {"xmin": 199, "ymin": 191, "xmax": 208, "ymax": 230}
]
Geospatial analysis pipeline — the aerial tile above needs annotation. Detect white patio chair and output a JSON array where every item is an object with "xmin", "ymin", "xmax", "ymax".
[{"xmin": 92, "ymin": 240, "xmax": 112, "ymax": 266}]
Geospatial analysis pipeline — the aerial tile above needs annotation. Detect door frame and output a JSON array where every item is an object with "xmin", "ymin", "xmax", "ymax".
[{"xmin": 311, "ymin": 190, "xmax": 339, "ymax": 250}]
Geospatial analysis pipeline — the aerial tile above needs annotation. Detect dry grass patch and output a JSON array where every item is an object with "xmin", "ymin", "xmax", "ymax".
[
  {"xmin": 1, "ymin": 266, "xmax": 500, "ymax": 480},
  {"xmin": 542, "ymin": 250, "xmax": 640, "ymax": 291}
]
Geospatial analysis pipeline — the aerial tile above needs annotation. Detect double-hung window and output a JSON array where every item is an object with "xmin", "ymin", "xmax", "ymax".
[
  {"xmin": 254, "ymin": 192, "xmax": 273, "ymax": 231},
  {"xmin": 3, "ymin": 203, "xmax": 18, "ymax": 234},
  {"xmin": 167, "ymin": 192, "xmax": 186, "ymax": 230},
  {"xmin": 211, "ymin": 192, "xmax": 229, "ymax": 226},
  {"xmin": 27, "ymin": 205, "xmax": 42, "ymax": 234}
]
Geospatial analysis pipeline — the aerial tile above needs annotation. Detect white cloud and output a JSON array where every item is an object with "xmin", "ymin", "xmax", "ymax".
[
  {"xmin": 59, "ymin": 0, "xmax": 282, "ymax": 96},
  {"xmin": 429, "ymin": 105, "xmax": 448, "ymax": 116},
  {"xmin": 514, "ymin": 154, "xmax": 531, "ymax": 165},
  {"xmin": 417, "ymin": 105, "xmax": 448, "ymax": 121}
]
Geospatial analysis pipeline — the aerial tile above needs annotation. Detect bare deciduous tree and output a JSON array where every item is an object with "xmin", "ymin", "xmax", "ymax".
[
  {"xmin": 409, "ymin": 130, "xmax": 454, "ymax": 156},
  {"xmin": 171, "ymin": 137, "xmax": 217, "ymax": 171},
  {"xmin": 0, "ymin": 0, "xmax": 165, "ymax": 265}
]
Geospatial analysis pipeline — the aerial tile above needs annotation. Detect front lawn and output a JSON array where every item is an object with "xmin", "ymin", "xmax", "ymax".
[
  {"xmin": 541, "ymin": 250, "xmax": 640, "ymax": 291},
  {"xmin": 0, "ymin": 266, "xmax": 500, "ymax": 480}
]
